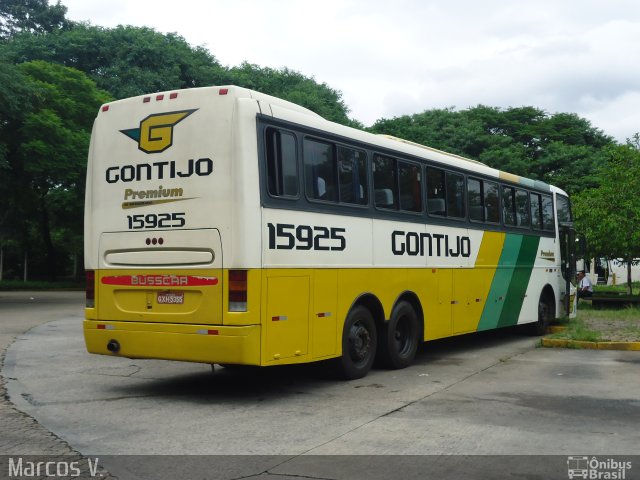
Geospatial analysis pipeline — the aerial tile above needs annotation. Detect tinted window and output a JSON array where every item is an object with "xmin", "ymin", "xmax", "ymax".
[
  {"xmin": 485, "ymin": 181, "xmax": 500, "ymax": 223},
  {"xmin": 515, "ymin": 189, "xmax": 530, "ymax": 227},
  {"xmin": 468, "ymin": 178, "xmax": 483, "ymax": 222},
  {"xmin": 530, "ymin": 193, "xmax": 542, "ymax": 229},
  {"xmin": 502, "ymin": 186, "xmax": 516, "ymax": 226},
  {"xmin": 556, "ymin": 195, "xmax": 572, "ymax": 223},
  {"xmin": 426, "ymin": 167, "xmax": 446, "ymax": 216},
  {"xmin": 338, "ymin": 146, "xmax": 368, "ymax": 205},
  {"xmin": 304, "ymin": 138, "xmax": 336, "ymax": 202},
  {"xmin": 399, "ymin": 162, "xmax": 422, "ymax": 212},
  {"xmin": 373, "ymin": 154, "xmax": 397, "ymax": 209},
  {"xmin": 446, "ymin": 172, "xmax": 465, "ymax": 218},
  {"xmin": 266, "ymin": 128, "xmax": 298, "ymax": 197},
  {"xmin": 542, "ymin": 194, "xmax": 554, "ymax": 231}
]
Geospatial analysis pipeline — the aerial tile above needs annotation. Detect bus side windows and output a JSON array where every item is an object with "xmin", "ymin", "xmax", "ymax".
[
  {"xmin": 373, "ymin": 154, "xmax": 397, "ymax": 209},
  {"xmin": 446, "ymin": 172, "xmax": 465, "ymax": 219},
  {"xmin": 338, "ymin": 146, "xmax": 368, "ymax": 205},
  {"xmin": 530, "ymin": 193, "xmax": 542, "ymax": 229},
  {"xmin": 515, "ymin": 189, "xmax": 530, "ymax": 227},
  {"xmin": 541, "ymin": 194, "xmax": 555, "ymax": 231},
  {"xmin": 426, "ymin": 167, "xmax": 446, "ymax": 216},
  {"xmin": 502, "ymin": 186, "xmax": 516, "ymax": 226},
  {"xmin": 266, "ymin": 128, "xmax": 298, "ymax": 197},
  {"xmin": 304, "ymin": 138, "xmax": 338, "ymax": 202},
  {"xmin": 398, "ymin": 162, "xmax": 422, "ymax": 212},
  {"xmin": 468, "ymin": 178, "xmax": 499, "ymax": 224}
]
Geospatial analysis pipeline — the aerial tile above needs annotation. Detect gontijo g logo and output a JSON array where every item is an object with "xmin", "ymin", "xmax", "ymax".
[{"xmin": 120, "ymin": 109, "xmax": 197, "ymax": 154}]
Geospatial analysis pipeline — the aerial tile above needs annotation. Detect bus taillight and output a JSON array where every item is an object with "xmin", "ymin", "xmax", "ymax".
[
  {"xmin": 86, "ymin": 270, "xmax": 96, "ymax": 308},
  {"xmin": 228, "ymin": 270, "xmax": 247, "ymax": 312}
]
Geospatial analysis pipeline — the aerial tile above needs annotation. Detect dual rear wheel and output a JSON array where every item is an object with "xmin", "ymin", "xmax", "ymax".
[{"xmin": 337, "ymin": 301, "xmax": 420, "ymax": 379}]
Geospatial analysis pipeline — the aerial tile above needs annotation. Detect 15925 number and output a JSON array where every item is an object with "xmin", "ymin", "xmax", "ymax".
[
  {"xmin": 267, "ymin": 223, "xmax": 346, "ymax": 251},
  {"xmin": 127, "ymin": 212, "xmax": 186, "ymax": 230}
]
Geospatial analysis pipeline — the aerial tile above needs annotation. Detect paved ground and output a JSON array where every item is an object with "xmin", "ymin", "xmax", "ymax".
[{"xmin": 1, "ymin": 291, "xmax": 639, "ymax": 480}]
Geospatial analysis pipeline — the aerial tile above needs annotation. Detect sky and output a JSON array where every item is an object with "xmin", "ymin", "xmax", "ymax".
[{"xmin": 60, "ymin": 0, "xmax": 640, "ymax": 142}]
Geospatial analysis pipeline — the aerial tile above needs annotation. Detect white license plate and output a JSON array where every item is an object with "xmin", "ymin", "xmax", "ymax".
[{"xmin": 157, "ymin": 291, "xmax": 184, "ymax": 305}]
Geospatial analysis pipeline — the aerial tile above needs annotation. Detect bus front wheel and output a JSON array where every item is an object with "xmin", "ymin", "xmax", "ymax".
[
  {"xmin": 336, "ymin": 306, "xmax": 377, "ymax": 380},
  {"xmin": 378, "ymin": 301, "xmax": 420, "ymax": 369}
]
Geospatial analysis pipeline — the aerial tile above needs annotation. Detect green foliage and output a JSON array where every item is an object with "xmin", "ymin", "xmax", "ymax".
[
  {"xmin": 229, "ymin": 62, "xmax": 356, "ymax": 126},
  {"xmin": 5, "ymin": 23, "xmax": 229, "ymax": 99},
  {"xmin": 0, "ymin": 0, "xmax": 68, "ymax": 38},
  {"xmin": 369, "ymin": 105, "xmax": 613, "ymax": 195},
  {"xmin": 0, "ymin": 59, "xmax": 109, "ymax": 279},
  {"xmin": 573, "ymin": 143, "xmax": 640, "ymax": 293}
]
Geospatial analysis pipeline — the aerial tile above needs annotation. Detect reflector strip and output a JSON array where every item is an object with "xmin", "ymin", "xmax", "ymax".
[
  {"xmin": 316, "ymin": 312, "xmax": 332, "ymax": 317},
  {"xmin": 272, "ymin": 316, "xmax": 288, "ymax": 321},
  {"xmin": 102, "ymin": 275, "xmax": 218, "ymax": 287},
  {"xmin": 97, "ymin": 324, "xmax": 115, "ymax": 330},
  {"xmin": 196, "ymin": 329, "xmax": 219, "ymax": 335}
]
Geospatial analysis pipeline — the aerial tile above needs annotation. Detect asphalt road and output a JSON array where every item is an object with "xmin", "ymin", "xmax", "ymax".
[{"xmin": 1, "ymin": 291, "xmax": 639, "ymax": 479}]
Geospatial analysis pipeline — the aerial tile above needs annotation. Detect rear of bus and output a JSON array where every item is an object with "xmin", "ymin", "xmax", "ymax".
[{"xmin": 84, "ymin": 86, "xmax": 264, "ymax": 365}]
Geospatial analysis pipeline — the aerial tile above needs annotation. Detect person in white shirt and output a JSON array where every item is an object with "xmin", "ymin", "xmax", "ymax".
[{"xmin": 577, "ymin": 270, "xmax": 593, "ymax": 299}]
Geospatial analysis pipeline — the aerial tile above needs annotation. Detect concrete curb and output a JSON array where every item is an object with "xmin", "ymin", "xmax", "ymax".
[{"xmin": 541, "ymin": 337, "xmax": 640, "ymax": 351}]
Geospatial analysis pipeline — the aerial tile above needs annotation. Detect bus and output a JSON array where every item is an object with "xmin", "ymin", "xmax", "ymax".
[{"xmin": 84, "ymin": 85, "xmax": 577, "ymax": 379}]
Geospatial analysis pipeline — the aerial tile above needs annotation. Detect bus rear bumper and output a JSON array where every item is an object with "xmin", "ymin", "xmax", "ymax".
[{"xmin": 83, "ymin": 320, "xmax": 261, "ymax": 365}]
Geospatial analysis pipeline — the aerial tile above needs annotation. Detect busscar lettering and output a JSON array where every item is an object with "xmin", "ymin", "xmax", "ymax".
[
  {"xmin": 106, "ymin": 158, "xmax": 213, "ymax": 184},
  {"xmin": 391, "ymin": 230, "xmax": 471, "ymax": 257},
  {"xmin": 132, "ymin": 275, "xmax": 189, "ymax": 286}
]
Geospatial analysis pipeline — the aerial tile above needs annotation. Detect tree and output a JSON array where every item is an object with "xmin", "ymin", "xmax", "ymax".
[
  {"xmin": 573, "ymin": 142, "xmax": 640, "ymax": 294},
  {"xmin": 0, "ymin": 0, "xmax": 68, "ymax": 38},
  {"xmin": 4, "ymin": 23, "xmax": 229, "ymax": 99},
  {"xmin": 228, "ymin": 62, "xmax": 358, "ymax": 127},
  {"xmin": 369, "ymin": 106, "xmax": 614, "ymax": 195},
  {"xmin": 2, "ymin": 60, "xmax": 109, "ymax": 279}
]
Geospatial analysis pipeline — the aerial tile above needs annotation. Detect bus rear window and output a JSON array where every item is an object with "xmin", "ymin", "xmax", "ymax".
[{"xmin": 266, "ymin": 128, "xmax": 298, "ymax": 197}]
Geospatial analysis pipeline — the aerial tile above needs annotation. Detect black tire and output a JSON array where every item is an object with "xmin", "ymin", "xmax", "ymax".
[
  {"xmin": 378, "ymin": 301, "xmax": 420, "ymax": 369},
  {"xmin": 336, "ymin": 305, "xmax": 377, "ymax": 380},
  {"xmin": 525, "ymin": 294, "xmax": 553, "ymax": 336}
]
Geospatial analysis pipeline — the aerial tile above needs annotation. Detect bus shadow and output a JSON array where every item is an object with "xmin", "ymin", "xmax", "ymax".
[{"xmin": 107, "ymin": 326, "xmax": 530, "ymax": 402}]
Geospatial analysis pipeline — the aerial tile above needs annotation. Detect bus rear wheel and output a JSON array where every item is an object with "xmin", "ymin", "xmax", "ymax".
[
  {"xmin": 525, "ymin": 293, "xmax": 554, "ymax": 336},
  {"xmin": 378, "ymin": 301, "xmax": 420, "ymax": 369},
  {"xmin": 336, "ymin": 306, "xmax": 377, "ymax": 380}
]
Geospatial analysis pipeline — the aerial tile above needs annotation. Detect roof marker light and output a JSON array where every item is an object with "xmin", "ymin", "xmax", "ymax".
[
  {"xmin": 143, "ymin": 97, "xmax": 151, "ymax": 103},
  {"xmin": 219, "ymin": 88, "xmax": 229, "ymax": 95},
  {"xmin": 101, "ymin": 105, "xmax": 110, "ymax": 112},
  {"xmin": 156, "ymin": 94, "xmax": 164, "ymax": 101},
  {"xmin": 170, "ymin": 92, "xmax": 178, "ymax": 99}
]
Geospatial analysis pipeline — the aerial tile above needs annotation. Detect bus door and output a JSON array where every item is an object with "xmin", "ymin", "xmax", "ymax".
[{"xmin": 559, "ymin": 224, "xmax": 577, "ymax": 316}]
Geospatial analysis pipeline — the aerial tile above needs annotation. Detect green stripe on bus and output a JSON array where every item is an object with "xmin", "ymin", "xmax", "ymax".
[
  {"xmin": 496, "ymin": 235, "xmax": 540, "ymax": 328},
  {"xmin": 477, "ymin": 234, "xmax": 540, "ymax": 331}
]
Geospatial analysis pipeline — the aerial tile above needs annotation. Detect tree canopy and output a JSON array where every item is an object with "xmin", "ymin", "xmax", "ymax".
[
  {"xmin": 0, "ymin": 0, "xmax": 633, "ymax": 282},
  {"xmin": 573, "ymin": 141, "xmax": 640, "ymax": 293},
  {"xmin": 369, "ymin": 106, "xmax": 613, "ymax": 195}
]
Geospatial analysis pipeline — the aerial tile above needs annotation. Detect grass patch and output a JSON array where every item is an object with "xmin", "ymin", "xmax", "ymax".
[
  {"xmin": 548, "ymin": 304, "xmax": 640, "ymax": 343},
  {"xmin": 0, "ymin": 279, "xmax": 83, "ymax": 291}
]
